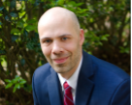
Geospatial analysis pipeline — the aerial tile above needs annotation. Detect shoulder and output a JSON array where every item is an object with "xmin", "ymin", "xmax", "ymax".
[
  {"xmin": 32, "ymin": 63, "xmax": 52, "ymax": 104},
  {"xmin": 32, "ymin": 63, "xmax": 52, "ymax": 82},
  {"xmin": 82, "ymin": 51, "xmax": 130, "ymax": 82},
  {"xmin": 83, "ymin": 52, "xmax": 130, "ymax": 104},
  {"xmin": 109, "ymin": 78, "xmax": 130, "ymax": 105},
  {"xmin": 34, "ymin": 63, "xmax": 51, "ymax": 74},
  {"xmin": 89, "ymin": 54, "xmax": 130, "ymax": 81}
]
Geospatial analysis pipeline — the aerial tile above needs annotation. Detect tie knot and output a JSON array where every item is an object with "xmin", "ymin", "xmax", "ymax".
[{"xmin": 63, "ymin": 81, "xmax": 71, "ymax": 90}]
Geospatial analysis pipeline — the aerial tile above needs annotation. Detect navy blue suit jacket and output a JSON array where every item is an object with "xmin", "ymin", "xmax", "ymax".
[{"xmin": 32, "ymin": 51, "xmax": 130, "ymax": 105}]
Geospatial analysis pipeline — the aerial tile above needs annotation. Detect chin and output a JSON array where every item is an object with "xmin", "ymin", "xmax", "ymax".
[
  {"xmin": 54, "ymin": 66, "xmax": 69, "ymax": 73},
  {"xmin": 54, "ymin": 68, "xmax": 65, "ymax": 73}
]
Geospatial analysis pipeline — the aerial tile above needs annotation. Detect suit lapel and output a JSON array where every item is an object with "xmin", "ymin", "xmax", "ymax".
[
  {"xmin": 46, "ymin": 51, "xmax": 95, "ymax": 105},
  {"xmin": 47, "ymin": 68, "xmax": 63, "ymax": 105},
  {"xmin": 75, "ymin": 51, "xmax": 95, "ymax": 105},
  {"xmin": 75, "ymin": 73, "xmax": 94, "ymax": 105}
]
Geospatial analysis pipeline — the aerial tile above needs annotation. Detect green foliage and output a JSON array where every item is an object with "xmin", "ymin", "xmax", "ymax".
[
  {"xmin": 5, "ymin": 75, "xmax": 27, "ymax": 93},
  {"xmin": 0, "ymin": 0, "xmax": 130, "ymax": 104},
  {"xmin": 11, "ymin": 28, "xmax": 20, "ymax": 35},
  {"xmin": 119, "ymin": 46, "xmax": 130, "ymax": 54}
]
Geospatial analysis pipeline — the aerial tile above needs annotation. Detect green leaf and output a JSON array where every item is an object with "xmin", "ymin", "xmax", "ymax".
[
  {"xmin": 0, "ymin": 50, "xmax": 6, "ymax": 55},
  {"xmin": 11, "ymin": 28, "xmax": 20, "ymax": 34},
  {"xmin": 27, "ymin": 19, "xmax": 36, "ymax": 24},
  {"xmin": 0, "ymin": 22, "xmax": 2, "ymax": 25},
  {"xmin": 13, "ymin": 82, "xmax": 25, "ymax": 93},
  {"xmin": 10, "ymin": 12, "xmax": 18, "ymax": 17},
  {"xmin": 89, "ymin": 18, "xmax": 94, "ymax": 23},
  {"xmin": 101, "ymin": 34, "xmax": 109, "ymax": 41},
  {"xmin": 5, "ymin": 79, "xmax": 11, "ymax": 83},
  {"xmin": 14, "ymin": 75, "xmax": 21, "ymax": 81},
  {"xmin": 5, "ymin": 16, "xmax": 10, "ymax": 21},
  {"xmin": 26, "ymin": 42, "xmax": 33, "ymax": 50},
  {"xmin": 0, "ymin": 13, "xmax": 3, "ymax": 17},
  {"xmin": 24, "ymin": 30, "xmax": 28, "ymax": 36},
  {"xmin": 34, "ymin": 0, "xmax": 40, "ymax": 6},
  {"xmin": 19, "ymin": 80, "xmax": 26, "ymax": 84},
  {"xmin": 16, "ymin": 20, "xmax": 24, "ymax": 28},
  {"xmin": 56, "ymin": 0, "xmax": 64, "ymax": 5},
  {"xmin": 10, "ymin": 0, "xmax": 16, "ymax": 8},
  {"xmin": 119, "ymin": 46, "xmax": 130, "ymax": 54},
  {"xmin": 14, "ymin": 84, "xmax": 20, "ymax": 89},
  {"xmin": 15, "ymin": 75, "xmax": 19, "ymax": 78},
  {"xmin": 20, "ymin": 59, "xmax": 25, "ymax": 66},
  {"xmin": 0, "ymin": 6, "xmax": 4, "ymax": 11},
  {"xmin": 12, "ymin": 78, "xmax": 18, "ymax": 84},
  {"xmin": 13, "ymin": 86, "xmax": 17, "ymax": 93},
  {"xmin": 25, "ymin": 25, "xmax": 35, "ymax": 32},
  {"xmin": 5, "ymin": 83, "xmax": 13, "ymax": 89},
  {"xmin": 11, "ymin": 35, "xmax": 19, "ymax": 42}
]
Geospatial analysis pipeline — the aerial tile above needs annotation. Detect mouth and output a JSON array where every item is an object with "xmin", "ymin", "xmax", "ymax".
[{"xmin": 53, "ymin": 57, "xmax": 69, "ymax": 64}]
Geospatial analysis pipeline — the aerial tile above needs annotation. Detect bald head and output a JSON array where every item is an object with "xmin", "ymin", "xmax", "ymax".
[
  {"xmin": 38, "ymin": 7, "xmax": 84, "ymax": 79},
  {"xmin": 38, "ymin": 7, "xmax": 80, "ymax": 34}
]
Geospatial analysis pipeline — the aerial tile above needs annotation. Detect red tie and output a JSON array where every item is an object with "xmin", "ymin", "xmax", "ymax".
[{"xmin": 63, "ymin": 82, "xmax": 74, "ymax": 105}]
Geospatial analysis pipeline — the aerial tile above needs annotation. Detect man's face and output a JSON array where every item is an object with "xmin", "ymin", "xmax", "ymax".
[{"xmin": 38, "ymin": 16, "xmax": 84, "ymax": 77}]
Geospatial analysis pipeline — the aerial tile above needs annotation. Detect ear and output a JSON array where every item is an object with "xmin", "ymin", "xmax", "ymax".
[{"xmin": 79, "ymin": 29, "xmax": 85, "ymax": 45}]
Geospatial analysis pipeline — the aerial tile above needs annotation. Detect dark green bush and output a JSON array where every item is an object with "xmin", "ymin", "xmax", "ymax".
[{"xmin": 0, "ymin": 0, "xmax": 130, "ymax": 104}]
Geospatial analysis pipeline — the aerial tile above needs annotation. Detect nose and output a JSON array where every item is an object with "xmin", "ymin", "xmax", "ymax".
[{"xmin": 52, "ymin": 41, "xmax": 63, "ymax": 55}]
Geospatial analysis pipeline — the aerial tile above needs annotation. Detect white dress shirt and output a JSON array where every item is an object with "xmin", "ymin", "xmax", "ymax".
[{"xmin": 58, "ymin": 57, "xmax": 83, "ymax": 103}]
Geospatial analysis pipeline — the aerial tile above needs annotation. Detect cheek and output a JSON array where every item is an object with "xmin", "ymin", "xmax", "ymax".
[
  {"xmin": 64, "ymin": 41, "xmax": 79, "ymax": 52},
  {"xmin": 41, "ymin": 45, "xmax": 51, "ymax": 57}
]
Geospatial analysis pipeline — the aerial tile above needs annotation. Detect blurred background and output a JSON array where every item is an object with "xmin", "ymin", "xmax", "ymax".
[{"xmin": 0, "ymin": 0, "xmax": 130, "ymax": 105}]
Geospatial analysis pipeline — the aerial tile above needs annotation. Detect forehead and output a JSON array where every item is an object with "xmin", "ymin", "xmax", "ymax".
[
  {"xmin": 39, "ymin": 27, "xmax": 73, "ymax": 40},
  {"xmin": 38, "ymin": 16, "xmax": 76, "ymax": 38},
  {"xmin": 38, "ymin": 11, "xmax": 71, "ymax": 29}
]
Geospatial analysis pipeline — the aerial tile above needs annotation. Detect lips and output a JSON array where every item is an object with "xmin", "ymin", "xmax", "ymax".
[{"xmin": 53, "ymin": 57, "xmax": 69, "ymax": 64}]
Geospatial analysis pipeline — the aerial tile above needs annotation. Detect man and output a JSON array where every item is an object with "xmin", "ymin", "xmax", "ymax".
[{"xmin": 32, "ymin": 7, "xmax": 130, "ymax": 105}]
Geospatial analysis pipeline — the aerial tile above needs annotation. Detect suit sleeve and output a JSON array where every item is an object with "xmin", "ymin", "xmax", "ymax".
[
  {"xmin": 110, "ymin": 78, "xmax": 130, "ymax": 105},
  {"xmin": 32, "ymin": 73, "xmax": 39, "ymax": 105}
]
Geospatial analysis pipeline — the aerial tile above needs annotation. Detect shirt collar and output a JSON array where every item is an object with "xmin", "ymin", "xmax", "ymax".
[{"xmin": 58, "ymin": 56, "xmax": 83, "ymax": 90}]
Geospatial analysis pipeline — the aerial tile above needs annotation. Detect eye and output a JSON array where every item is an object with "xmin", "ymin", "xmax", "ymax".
[
  {"xmin": 42, "ymin": 39, "xmax": 52, "ymax": 43},
  {"xmin": 45, "ymin": 39, "xmax": 51, "ymax": 43},
  {"xmin": 62, "ymin": 37, "xmax": 68, "ymax": 41}
]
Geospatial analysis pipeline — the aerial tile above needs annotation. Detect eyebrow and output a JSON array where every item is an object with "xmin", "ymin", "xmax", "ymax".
[
  {"xmin": 40, "ymin": 34, "xmax": 72, "ymax": 40},
  {"xmin": 58, "ymin": 34, "xmax": 72, "ymax": 38}
]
